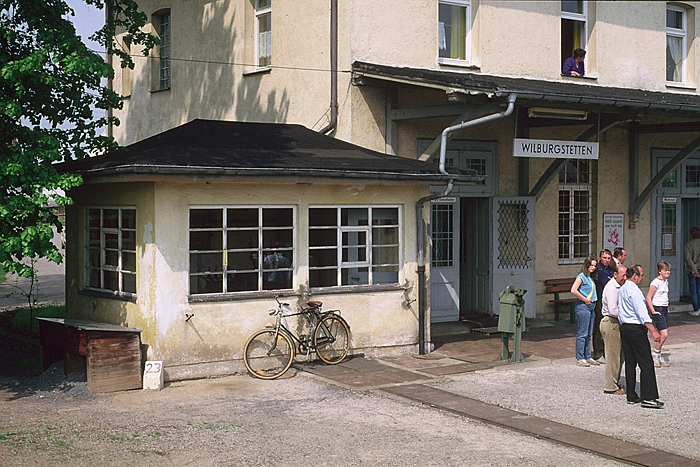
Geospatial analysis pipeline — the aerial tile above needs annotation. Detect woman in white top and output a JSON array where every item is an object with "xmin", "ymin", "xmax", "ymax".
[{"xmin": 645, "ymin": 261, "xmax": 671, "ymax": 367}]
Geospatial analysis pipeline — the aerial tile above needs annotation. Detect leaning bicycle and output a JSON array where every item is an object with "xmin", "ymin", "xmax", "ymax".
[{"xmin": 243, "ymin": 297, "xmax": 351, "ymax": 380}]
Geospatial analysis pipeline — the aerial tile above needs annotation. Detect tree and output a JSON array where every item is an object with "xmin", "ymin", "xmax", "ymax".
[{"xmin": 0, "ymin": 0, "xmax": 156, "ymax": 278}]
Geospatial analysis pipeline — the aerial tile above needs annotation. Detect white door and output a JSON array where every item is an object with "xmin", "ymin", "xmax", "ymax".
[
  {"xmin": 491, "ymin": 197, "xmax": 536, "ymax": 318},
  {"xmin": 430, "ymin": 199, "xmax": 460, "ymax": 322},
  {"xmin": 653, "ymin": 197, "xmax": 682, "ymax": 301}
]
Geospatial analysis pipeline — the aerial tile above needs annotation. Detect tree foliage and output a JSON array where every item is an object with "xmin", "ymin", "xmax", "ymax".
[{"xmin": 0, "ymin": 0, "xmax": 156, "ymax": 277}]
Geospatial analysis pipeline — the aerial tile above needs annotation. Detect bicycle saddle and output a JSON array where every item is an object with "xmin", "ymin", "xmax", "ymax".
[{"xmin": 306, "ymin": 300, "xmax": 323, "ymax": 308}]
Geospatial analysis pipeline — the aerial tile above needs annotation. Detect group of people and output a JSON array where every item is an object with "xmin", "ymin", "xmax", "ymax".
[{"xmin": 569, "ymin": 227, "xmax": 700, "ymax": 409}]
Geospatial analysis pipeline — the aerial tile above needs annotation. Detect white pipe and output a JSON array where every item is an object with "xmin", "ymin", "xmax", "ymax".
[{"xmin": 438, "ymin": 94, "xmax": 518, "ymax": 175}]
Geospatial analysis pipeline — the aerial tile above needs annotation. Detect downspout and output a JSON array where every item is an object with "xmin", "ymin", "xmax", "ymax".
[
  {"xmin": 319, "ymin": 0, "xmax": 337, "ymax": 135},
  {"xmin": 106, "ymin": 1, "xmax": 114, "ymax": 139},
  {"xmin": 416, "ymin": 93, "xmax": 517, "ymax": 355}
]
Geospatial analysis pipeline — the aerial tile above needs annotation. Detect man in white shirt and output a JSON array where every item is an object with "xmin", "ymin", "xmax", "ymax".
[
  {"xmin": 618, "ymin": 265, "xmax": 664, "ymax": 408},
  {"xmin": 600, "ymin": 264, "xmax": 626, "ymax": 395},
  {"xmin": 613, "ymin": 247, "xmax": 627, "ymax": 266}
]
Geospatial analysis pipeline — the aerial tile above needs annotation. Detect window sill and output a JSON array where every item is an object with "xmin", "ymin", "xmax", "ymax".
[
  {"xmin": 189, "ymin": 290, "xmax": 298, "ymax": 303},
  {"xmin": 310, "ymin": 283, "xmax": 407, "ymax": 295},
  {"xmin": 560, "ymin": 74, "xmax": 597, "ymax": 81},
  {"xmin": 437, "ymin": 58, "xmax": 480, "ymax": 70},
  {"xmin": 243, "ymin": 66, "xmax": 272, "ymax": 76},
  {"xmin": 150, "ymin": 87, "xmax": 171, "ymax": 94},
  {"xmin": 666, "ymin": 81, "xmax": 696, "ymax": 91},
  {"xmin": 80, "ymin": 288, "xmax": 137, "ymax": 303}
]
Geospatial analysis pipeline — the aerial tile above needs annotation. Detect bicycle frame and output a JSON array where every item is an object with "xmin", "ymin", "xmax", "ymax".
[{"xmin": 267, "ymin": 298, "xmax": 341, "ymax": 357}]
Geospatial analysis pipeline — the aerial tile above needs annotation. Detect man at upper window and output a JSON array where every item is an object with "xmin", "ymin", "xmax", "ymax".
[{"xmin": 562, "ymin": 48, "xmax": 586, "ymax": 77}]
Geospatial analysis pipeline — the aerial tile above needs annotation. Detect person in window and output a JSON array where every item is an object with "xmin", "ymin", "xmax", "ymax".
[
  {"xmin": 263, "ymin": 242, "xmax": 291, "ymax": 290},
  {"xmin": 563, "ymin": 48, "xmax": 586, "ymax": 77}
]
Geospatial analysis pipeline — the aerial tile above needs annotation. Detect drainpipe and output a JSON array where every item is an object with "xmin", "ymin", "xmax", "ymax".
[
  {"xmin": 106, "ymin": 1, "xmax": 114, "ymax": 139},
  {"xmin": 416, "ymin": 93, "xmax": 517, "ymax": 355},
  {"xmin": 319, "ymin": 0, "xmax": 337, "ymax": 135}
]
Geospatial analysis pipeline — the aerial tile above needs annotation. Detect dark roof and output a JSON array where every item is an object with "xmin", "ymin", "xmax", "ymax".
[
  {"xmin": 57, "ymin": 119, "xmax": 475, "ymax": 183},
  {"xmin": 353, "ymin": 61, "xmax": 700, "ymax": 113}
]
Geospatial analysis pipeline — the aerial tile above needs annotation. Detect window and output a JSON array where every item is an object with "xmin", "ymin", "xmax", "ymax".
[
  {"xmin": 558, "ymin": 160, "xmax": 595, "ymax": 263},
  {"xmin": 431, "ymin": 203, "xmax": 453, "ymax": 268},
  {"xmin": 255, "ymin": 0, "xmax": 271, "ymax": 68},
  {"xmin": 85, "ymin": 208, "xmax": 136, "ymax": 295},
  {"xmin": 309, "ymin": 207, "xmax": 400, "ymax": 288},
  {"xmin": 151, "ymin": 10, "xmax": 171, "ymax": 90},
  {"xmin": 189, "ymin": 207, "xmax": 294, "ymax": 295},
  {"xmin": 686, "ymin": 163, "xmax": 700, "ymax": 188},
  {"xmin": 667, "ymin": 5, "xmax": 687, "ymax": 83},
  {"xmin": 561, "ymin": 1, "xmax": 587, "ymax": 67},
  {"xmin": 438, "ymin": 0, "xmax": 471, "ymax": 64}
]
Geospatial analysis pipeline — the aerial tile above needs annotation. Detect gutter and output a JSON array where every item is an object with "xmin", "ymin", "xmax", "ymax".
[
  {"xmin": 106, "ymin": 1, "xmax": 114, "ymax": 139},
  {"xmin": 319, "ymin": 0, "xmax": 338, "ymax": 135},
  {"xmin": 416, "ymin": 93, "xmax": 517, "ymax": 355}
]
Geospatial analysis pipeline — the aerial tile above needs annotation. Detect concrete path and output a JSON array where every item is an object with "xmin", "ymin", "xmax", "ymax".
[{"xmin": 300, "ymin": 313, "xmax": 700, "ymax": 466}]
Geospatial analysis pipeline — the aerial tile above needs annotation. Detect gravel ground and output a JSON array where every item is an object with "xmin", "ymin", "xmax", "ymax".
[
  {"xmin": 0, "ymin": 363, "xmax": 627, "ymax": 466},
  {"xmin": 431, "ymin": 341, "xmax": 700, "ymax": 461}
]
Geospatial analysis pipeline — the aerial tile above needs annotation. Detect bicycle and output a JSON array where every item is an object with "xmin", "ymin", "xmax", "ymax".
[{"xmin": 243, "ymin": 296, "xmax": 351, "ymax": 380}]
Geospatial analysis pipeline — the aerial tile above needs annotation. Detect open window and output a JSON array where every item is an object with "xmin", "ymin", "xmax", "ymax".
[{"xmin": 561, "ymin": 1, "xmax": 587, "ymax": 68}]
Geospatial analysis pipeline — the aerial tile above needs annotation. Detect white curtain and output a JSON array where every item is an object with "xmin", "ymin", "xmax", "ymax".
[{"xmin": 667, "ymin": 35, "xmax": 682, "ymax": 81}]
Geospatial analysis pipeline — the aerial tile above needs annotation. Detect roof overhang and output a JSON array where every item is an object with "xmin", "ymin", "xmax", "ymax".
[{"xmin": 352, "ymin": 61, "xmax": 700, "ymax": 115}]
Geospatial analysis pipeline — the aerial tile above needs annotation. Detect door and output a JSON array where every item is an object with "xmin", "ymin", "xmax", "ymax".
[
  {"xmin": 682, "ymin": 198, "xmax": 700, "ymax": 299},
  {"xmin": 461, "ymin": 197, "xmax": 490, "ymax": 314},
  {"xmin": 491, "ymin": 197, "xmax": 536, "ymax": 318},
  {"xmin": 430, "ymin": 198, "xmax": 460, "ymax": 322},
  {"xmin": 653, "ymin": 197, "xmax": 682, "ymax": 301}
]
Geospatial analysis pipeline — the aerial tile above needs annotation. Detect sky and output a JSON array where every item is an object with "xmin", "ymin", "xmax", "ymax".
[{"xmin": 66, "ymin": 0, "xmax": 105, "ymax": 53}]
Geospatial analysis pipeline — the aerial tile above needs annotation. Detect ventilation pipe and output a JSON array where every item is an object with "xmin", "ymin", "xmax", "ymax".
[
  {"xmin": 319, "ymin": 0, "xmax": 338, "ymax": 135},
  {"xmin": 416, "ymin": 93, "xmax": 517, "ymax": 355}
]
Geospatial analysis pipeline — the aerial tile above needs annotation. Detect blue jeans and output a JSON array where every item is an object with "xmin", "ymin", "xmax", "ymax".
[
  {"xmin": 690, "ymin": 273, "xmax": 700, "ymax": 312},
  {"xmin": 575, "ymin": 301, "xmax": 595, "ymax": 360}
]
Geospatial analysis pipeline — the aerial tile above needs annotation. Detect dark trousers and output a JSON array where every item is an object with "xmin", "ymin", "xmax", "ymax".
[
  {"xmin": 592, "ymin": 299, "xmax": 605, "ymax": 359},
  {"xmin": 620, "ymin": 323, "xmax": 659, "ymax": 402}
]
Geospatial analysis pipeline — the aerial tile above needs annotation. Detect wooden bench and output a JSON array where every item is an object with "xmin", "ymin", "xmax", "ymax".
[{"xmin": 544, "ymin": 278, "xmax": 578, "ymax": 323}]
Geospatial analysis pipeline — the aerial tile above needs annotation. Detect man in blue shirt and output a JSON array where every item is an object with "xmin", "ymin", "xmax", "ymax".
[{"xmin": 618, "ymin": 264, "xmax": 664, "ymax": 408}]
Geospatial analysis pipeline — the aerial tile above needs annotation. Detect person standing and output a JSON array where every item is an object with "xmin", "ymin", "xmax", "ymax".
[
  {"xmin": 562, "ymin": 48, "xmax": 586, "ymax": 77},
  {"xmin": 646, "ymin": 261, "xmax": 672, "ymax": 367},
  {"xmin": 618, "ymin": 265, "xmax": 664, "ymax": 408},
  {"xmin": 593, "ymin": 249, "xmax": 614, "ymax": 361},
  {"xmin": 600, "ymin": 264, "xmax": 626, "ymax": 395},
  {"xmin": 613, "ymin": 247, "xmax": 627, "ymax": 266},
  {"xmin": 686, "ymin": 226, "xmax": 700, "ymax": 317},
  {"xmin": 571, "ymin": 256, "xmax": 598, "ymax": 367}
]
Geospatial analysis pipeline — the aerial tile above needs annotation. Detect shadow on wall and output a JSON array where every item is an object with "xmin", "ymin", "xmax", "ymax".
[{"xmin": 121, "ymin": 1, "xmax": 290, "ymax": 146}]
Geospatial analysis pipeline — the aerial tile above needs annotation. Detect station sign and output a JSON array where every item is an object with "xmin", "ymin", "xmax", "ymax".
[{"xmin": 513, "ymin": 138, "xmax": 599, "ymax": 159}]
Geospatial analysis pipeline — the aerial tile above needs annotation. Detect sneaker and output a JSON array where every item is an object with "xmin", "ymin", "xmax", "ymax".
[
  {"xmin": 659, "ymin": 355, "xmax": 670, "ymax": 367},
  {"xmin": 576, "ymin": 359, "xmax": 590, "ymax": 367},
  {"xmin": 652, "ymin": 353, "xmax": 661, "ymax": 368},
  {"xmin": 641, "ymin": 399, "xmax": 665, "ymax": 409},
  {"xmin": 596, "ymin": 356, "xmax": 606, "ymax": 365},
  {"xmin": 627, "ymin": 398, "xmax": 641, "ymax": 404},
  {"xmin": 586, "ymin": 358, "xmax": 601, "ymax": 366},
  {"xmin": 690, "ymin": 310, "xmax": 700, "ymax": 317}
]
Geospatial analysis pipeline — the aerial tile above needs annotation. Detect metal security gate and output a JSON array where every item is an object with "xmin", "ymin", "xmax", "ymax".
[{"xmin": 491, "ymin": 197, "xmax": 536, "ymax": 318}]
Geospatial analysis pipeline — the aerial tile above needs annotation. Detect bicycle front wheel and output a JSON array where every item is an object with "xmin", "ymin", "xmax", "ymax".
[
  {"xmin": 313, "ymin": 315, "xmax": 350, "ymax": 364},
  {"xmin": 244, "ymin": 329, "xmax": 294, "ymax": 379}
]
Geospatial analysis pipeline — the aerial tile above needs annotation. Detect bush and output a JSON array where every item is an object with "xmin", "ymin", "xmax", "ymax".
[{"xmin": 10, "ymin": 305, "xmax": 66, "ymax": 336}]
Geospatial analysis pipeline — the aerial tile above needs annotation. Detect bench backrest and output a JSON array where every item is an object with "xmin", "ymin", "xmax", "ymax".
[{"xmin": 544, "ymin": 277, "xmax": 577, "ymax": 294}]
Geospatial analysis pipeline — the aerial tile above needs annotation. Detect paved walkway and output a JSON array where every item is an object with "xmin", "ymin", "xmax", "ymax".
[{"xmin": 300, "ymin": 313, "xmax": 700, "ymax": 466}]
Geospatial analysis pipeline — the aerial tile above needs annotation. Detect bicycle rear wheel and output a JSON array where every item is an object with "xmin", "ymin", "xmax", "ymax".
[
  {"xmin": 244, "ymin": 329, "xmax": 294, "ymax": 379},
  {"xmin": 313, "ymin": 315, "xmax": 350, "ymax": 364}
]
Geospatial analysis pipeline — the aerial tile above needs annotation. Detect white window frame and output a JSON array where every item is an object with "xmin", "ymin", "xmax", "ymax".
[
  {"xmin": 561, "ymin": 1, "xmax": 587, "ymax": 60},
  {"xmin": 558, "ymin": 184, "xmax": 593, "ymax": 264},
  {"xmin": 308, "ymin": 206, "xmax": 402, "ymax": 289},
  {"xmin": 188, "ymin": 206, "xmax": 295, "ymax": 296},
  {"xmin": 84, "ymin": 207, "xmax": 137, "ymax": 296},
  {"xmin": 157, "ymin": 11, "xmax": 171, "ymax": 90},
  {"xmin": 666, "ymin": 5, "xmax": 687, "ymax": 84},
  {"xmin": 438, "ymin": 0, "xmax": 471, "ymax": 66},
  {"xmin": 254, "ymin": 0, "xmax": 271, "ymax": 69}
]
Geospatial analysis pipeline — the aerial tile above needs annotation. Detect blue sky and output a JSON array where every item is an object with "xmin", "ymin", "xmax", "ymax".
[{"xmin": 66, "ymin": 0, "xmax": 104, "ymax": 52}]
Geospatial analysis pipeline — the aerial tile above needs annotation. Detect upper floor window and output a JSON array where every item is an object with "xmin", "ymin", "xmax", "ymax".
[
  {"xmin": 561, "ymin": 1, "xmax": 587, "ymax": 69},
  {"xmin": 438, "ymin": 0, "xmax": 471, "ymax": 65},
  {"xmin": 667, "ymin": 5, "xmax": 687, "ymax": 83},
  {"xmin": 85, "ymin": 208, "xmax": 137, "ymax": 296},
  {"xmin": 152, "ymin": 10, "xmax": 171, "ymax": 91},
  {"xmin": 189, "ymin": 207, "xmax": 294, "ymax": 295},
  {"xmin": 309, "ymin": 207, "xmax": 400, "ymax": 288},
  {"xmin": 255, "ymin": 0, "xmax": 271, "ymax": 68}
]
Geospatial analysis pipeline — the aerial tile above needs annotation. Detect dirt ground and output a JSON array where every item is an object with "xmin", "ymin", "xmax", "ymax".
[{"xmin": 0, "ymin": 360, "xmax": 626, "ymax": 467}]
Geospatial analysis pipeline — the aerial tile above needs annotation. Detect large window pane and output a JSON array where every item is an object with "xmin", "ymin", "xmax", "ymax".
[{"xmin": 438, "ymin": 3, "xmax": 467, "ymax": 60}]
